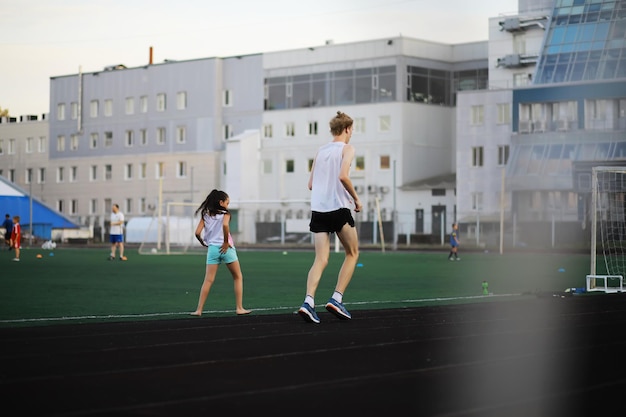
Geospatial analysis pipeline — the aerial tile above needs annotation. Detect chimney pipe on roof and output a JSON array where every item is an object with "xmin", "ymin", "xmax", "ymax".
[{"xmin": 149, "ymin": 46, "xmax": 153, "ymax": 65}]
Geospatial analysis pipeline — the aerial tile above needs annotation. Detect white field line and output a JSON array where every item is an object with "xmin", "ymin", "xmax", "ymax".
[{"xmin": 0, "ymin": 293, "xmax": 523, "ymax": 324}]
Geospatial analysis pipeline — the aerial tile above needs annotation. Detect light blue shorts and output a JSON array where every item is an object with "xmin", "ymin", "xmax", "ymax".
[{"xmin": 206, "ymin": 245, "xmax": 238, "ymax": 265}]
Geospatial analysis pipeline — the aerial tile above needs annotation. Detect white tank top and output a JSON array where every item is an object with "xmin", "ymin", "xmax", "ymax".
[
  {"xmin": 202, "ymin": 213, "xmax": 234, "ymax": 247},
  {"xmin": 310, "ymin": 142, "xmax": 351, "ymax": 212}
]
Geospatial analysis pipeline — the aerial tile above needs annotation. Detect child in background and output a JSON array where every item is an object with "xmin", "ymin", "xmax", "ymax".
[
  {"xmin": 11, "ymin": 215, "xmax": 21, "ymax": 262},
  {"xmin": 191, "ymin": 189, "xmax": 251, "ymax": 317}
]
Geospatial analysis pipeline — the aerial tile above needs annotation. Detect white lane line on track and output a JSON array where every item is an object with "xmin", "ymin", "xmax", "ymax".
[{"xmin": 0, "ymin": 293, "xmax": 522, "ymax": 324}]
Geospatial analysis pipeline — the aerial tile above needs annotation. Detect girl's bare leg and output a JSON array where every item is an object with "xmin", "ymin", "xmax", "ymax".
[
  {"xmin": 226, "ymin": 260, "xmax": 250, "ymax": 315},
  {"xmin": 191, "ymin": 264, "xmax": 218, "ymax": 316}
]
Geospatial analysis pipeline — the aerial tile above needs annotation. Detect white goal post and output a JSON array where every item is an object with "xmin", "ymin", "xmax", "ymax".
[{"xmin": 587, "ymin": 166, "xmax": 626, "ymax": 293}]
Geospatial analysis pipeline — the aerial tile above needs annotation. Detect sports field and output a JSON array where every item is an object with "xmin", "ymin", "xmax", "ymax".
[
  {"xmin": 2, "ymin": 247, "xmax": 625, "ymax": 416},
  {"xmin": 0, "ymin": 246, "xmax": 593, "ymax": 327}
]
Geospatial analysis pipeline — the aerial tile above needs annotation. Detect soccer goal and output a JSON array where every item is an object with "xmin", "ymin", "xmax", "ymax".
[
  {"xmin": 137, "ymin": 202, "xmax": 201, "ymax": 255},
  {"xmin": 587, "ymin": 166, "xmax": 626, "ymax": 293}
]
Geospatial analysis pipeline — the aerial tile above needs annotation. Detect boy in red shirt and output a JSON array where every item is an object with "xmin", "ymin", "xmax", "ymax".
[{"xmin": 11, "ymin": 215, "xmax": 21, "ymax": 262}]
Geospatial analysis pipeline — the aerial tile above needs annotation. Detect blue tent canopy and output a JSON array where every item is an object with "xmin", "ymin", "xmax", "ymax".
[{"xmin": 0, "ymin": 178, "xmax": 79, "ymax": 239}]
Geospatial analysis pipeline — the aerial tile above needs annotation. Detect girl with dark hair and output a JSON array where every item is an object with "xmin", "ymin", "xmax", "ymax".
[{"xmin": 191, "ymin": 189, "xmax": 250, "ymax": 316}]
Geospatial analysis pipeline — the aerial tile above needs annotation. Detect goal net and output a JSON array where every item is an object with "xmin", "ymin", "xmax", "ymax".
[
  {"xmin": 137, "ymin": 202, "xmax": 202, "ymax": 255},
  {"xmin": 588, "ymin": 166, "xmax": 626, "ymax": 293}
]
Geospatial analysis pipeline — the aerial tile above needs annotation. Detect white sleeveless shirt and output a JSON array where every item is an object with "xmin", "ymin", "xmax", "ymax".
[
  {"xmin": 310, "ymin": 142, "xmax": 352, "ymax": 212},
  {"xmin": 202, "ymin": 213, "xmax": 234, "ymax": 247}
]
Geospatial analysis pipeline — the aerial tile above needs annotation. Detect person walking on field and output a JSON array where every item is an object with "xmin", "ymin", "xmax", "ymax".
[
  {"xmin": 191, "ymin": 189, "xmax": 250, "ymax": 317},
  {"xmin": 10, "ymin": 215, "xmax": 21, "ymax": 262},
  {"xmin": 448, "ymin": 223, "xmax": 460, "ymax": 261},
  {"xmin": 3, "ymin": 214, "xmax": 13, "ymax": 250},
  {"xmin": 108, "ymin": 204, "xmax": 127, "ymax": 261},
  {"xmin": 298, "ymin": 111, "xmax": 362, "ymax": 324}
]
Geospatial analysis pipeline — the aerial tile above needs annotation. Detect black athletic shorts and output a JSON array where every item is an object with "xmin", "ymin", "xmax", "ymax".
[{"xmin": 309, "ymin": 208, "xmax": 355, "ymax": 233}]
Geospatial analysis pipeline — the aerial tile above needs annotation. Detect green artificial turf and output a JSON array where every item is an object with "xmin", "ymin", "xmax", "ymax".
[{"xmin": 0, "ymin": 247, "xmax": 595, "ymax": 327}]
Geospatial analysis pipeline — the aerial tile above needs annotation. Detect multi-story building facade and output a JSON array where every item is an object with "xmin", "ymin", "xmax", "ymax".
[
  {"xmin": 2, "ymin": 36, "xmax": 488, "ymax": 245},
  {"xmin": 457, "ymin": 0, "xmax": 626, "ymax": 248}
]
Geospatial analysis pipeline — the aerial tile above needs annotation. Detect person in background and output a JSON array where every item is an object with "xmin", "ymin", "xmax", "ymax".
[
  {"xmin": 191, "ymin": 189, "xmax": 250, "ymax": 317},
  {"xmin": 448, "ymin": 223, "xmax": 460, "ymax": 261},
  {"xmin": 109, "ymin": 204, "xmax": 127, "ymax": 261},
  {"xmin": 298, "ymin": 111, "xmax": 362, "ymax": 324},
  {"xmin": 3, "ymin": 214, "xmax": 13, "ymax": 250},
  {"xmin": 10, "ymin": 215, "xmax": 21, "ymax": 261}
]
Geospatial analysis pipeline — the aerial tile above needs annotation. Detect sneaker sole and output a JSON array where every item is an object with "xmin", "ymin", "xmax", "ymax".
[
  {"xmin": 325, "ymin": 303, "xmax": 351, "ymax": 320},
  {"xmin": 298, "ymin": 308, "xmax": 320, "ymax": 324}
]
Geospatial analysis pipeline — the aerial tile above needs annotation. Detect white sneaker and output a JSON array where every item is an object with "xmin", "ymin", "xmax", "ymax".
[
  {"xmin": 12, "ymin": 258, "xmax": 20, "ymax": 262},
  {"xmin": 456, "ymin": 258, "xmax": 461, "ymax": 261}
]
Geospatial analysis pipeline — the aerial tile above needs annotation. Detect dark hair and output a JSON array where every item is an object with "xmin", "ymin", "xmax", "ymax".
[
  {"xmin": 195, "ymin": 189, "xmax": 229, "ymax": 218},
  {"xmin": 329, "ymin": 111, "xmax": 353, "ymax": 136}
]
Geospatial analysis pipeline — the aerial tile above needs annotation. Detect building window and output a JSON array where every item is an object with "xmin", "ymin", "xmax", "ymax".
[
  {"xmin": 353, "ymin": 117, "xmax": 366, "ymax": 134},
  {"xmin": 0, "ymin": 139, "xmax": 4, "ymax": 155},
  {"xmin": 156, "ymin": 162, "xmax": 165, "ymax": 179},
  {"xmin": 104, "ymin": 99, "xmax": 113, "ymax": 117},
  {"xmin": 177, "ymin": 161, "xmax": 187, "ymax": 178},
  {"xmin": 57, "ymin": 103, "xmax": 65, "ymax": 120},
  {"xmin": 90, "ymin": 133, "xmax": 98, "ymax": 149},
  {"xmin": 263, "ymin": 124, "xmax": 273, "ymax": 138},
  {"xmin": 285, "ymin": 122, "xmax": 295, "ymax": 137},
  {"xmin": 140, "ymin": 129, "xmax": 148, "ymax": 146},
  {"xmin": 378, "ymin": 115, "xmax": 391, "ymax": 132},
  {"xmin": 471, "ymin": 105, "xmax": 484, "ymax": 125},
  {"xmin": 223, "ymin": 124, "xmax": 233, "ymax": 140},
  {"xmin": 70, "ymin": 134, "xmax": 79, "ymax": 151},
  {"xmin": 8, "ymin": 138, "xmax": 15, "ymax": 154},
  {"xmin": 140, "ymin": 163, "xmax": 147, "ymax": 179},
  {"xmin": 176, "ymin": 126, "xmax": 186, "ymax": 144},
  {"xmin": 38, "ymin": 136, "xmax": 46, "ymax": 153},
  {"xmin": 38, "ymin": 168, "xmax": 45, "ymax": 184},
  {"xmin": 90, "ymin": 165, "xmax": 97, "ymax": 181},
  {"xmin": 285, "ymin": 159, "xmax": 295, "ymax": 173},
  {"xmin": 104, "ymin": 131, "xmax": 113, "ymax": 147},
  {"xmin": 156, "ymin": 127, "xmax": 166, "ymax": 145},
  {"xmin": 308, "ymin": 121, "xmax": 318, "ymax": 136},
  {"xmin": 432, "ymin": 189, "xmax": 445, "ymax": 196},
  {"xmin": 90, "ymin": 199, "xmax": 97, "ymax": 215},
  {"xmin": 56, "ymin": 135, "xmax": 65, "ymax": 152},
  {"xmin": 223, "ymin": 90, "xmax": 232, "ymax": 107},
  {"xmin": 57, "ymin": 167, "xmax": 64, "ymax": 183},
  {"xmin": 177, "ymin": 91, "xmax": 187, "ymax": 110},
  {"xmin": 70, "ymin": 166, "xmax": 77, "ymax": 182},
  {"xmin": 70, "ymin": 199, "xmax": 78, "ymax": 215},
  {"xmin": 140, "ymin": 96, "xmax": 148, "ymax": 113},
  {"xmin": 25, "ymin": 168, "xmax": 32, "ymax": 184},
  {"xmin": 71, "ymin": 102, "xmax": 78, "ymax": 120},
  {"xmin": 471, "ymin": 192, "xmax": 483, "ymax": 211},
  {"xmin": 57, "ymin": 200, "xmax": 64, "ymax": 213},
  {"xmin": 380, "ymin": 155, "xmax": 390, "ymax": 169},
  {"xmin": 498, "ymin": 145, "xmax": 510, "ymax": 166},
  {"xmin": 497, "ymin": 103, "xmax": 510, "ymax": 124},
  {"xmin": 125, "ymin": 130, "xmax": 134, "ymax": 147},
  {"xmin": 105, "ymin": 164, "xmax": 112, "ymax": 181},
  {"xmin": 472, "ymin": 146, "xmax": 484, "ymax": 167},
  {"xmin": 26, "ymin": 137, "xmax": 33, "ymax": 153},
  {"xmin": 125, "ymin": 97, "xmax": 134, "ymax": 115},
  {"xmin": 8, "ymin": 169, "xmax": 15, "ymax": 182},
  {"xmin": 139, "ymin": 198, "xmax": 146, "ymax": 214},
  {"xmin": 355, "ymin": 156, "xmax": 365, "ymax": 171},
  {"xmin": 125, "ymin": 198, "xmax": 132, "ymax": 214},
  {"xmin": 124, "ymin": 163, "xmax": 133, "ymax": 180},
  {"xmin": 156, "ymin": 93, "xmax": 166, "ymax": 112},
  {"xmin": 90, "ymin": 100, "xmax": 98, "ymax": 117},
  {"xmin": 308, "ymin": 158, "xmax": 314, "ymax": 172}
]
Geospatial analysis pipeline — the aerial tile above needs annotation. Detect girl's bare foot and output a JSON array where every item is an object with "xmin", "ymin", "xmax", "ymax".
[
  {"xmin": 236, "ymin": 309, "xmax": 251, "ymax": 316},
  {"xmin": 190, "ymin": 311, "xmax": 202, "ymax": 317}
]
